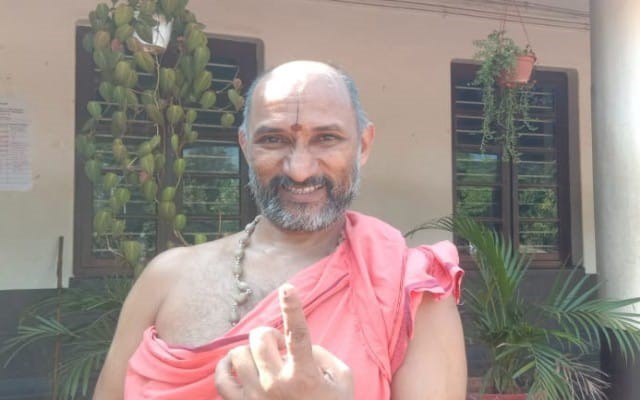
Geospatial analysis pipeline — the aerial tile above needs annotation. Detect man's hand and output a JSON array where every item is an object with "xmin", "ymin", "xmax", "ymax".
[{"xmin": 215, "ymin": 284, "xmax": 353, "ymax": 400}]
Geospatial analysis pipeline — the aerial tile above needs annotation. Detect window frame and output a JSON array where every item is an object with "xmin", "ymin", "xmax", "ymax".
[
  {"xmin": 451, "ymin": 62, "xmax": 572, "ymax": 268},
  {"xmin": 73, "ymin": 26, "xmax": 263, "ymax": 277}
]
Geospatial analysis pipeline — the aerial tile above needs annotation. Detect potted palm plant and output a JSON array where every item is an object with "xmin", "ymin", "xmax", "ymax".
[
  {"xmin": 407, "ymin": 216, "xmax": 640, "ymax": 399},
  {"xmin": 473, "ymin": 30, "xmax": 536, "ymax": 160}
]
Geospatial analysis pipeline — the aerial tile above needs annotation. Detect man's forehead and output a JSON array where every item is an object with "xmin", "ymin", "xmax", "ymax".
[{"xmin": 255, "ymin": 62, "xmax": 349, "ymax": 104}]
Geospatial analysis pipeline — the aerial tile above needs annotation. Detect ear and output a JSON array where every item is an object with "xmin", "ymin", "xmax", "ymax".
[
  {"xmin": 238, "ymin": 129, "xmax": 249, "ymax": 159},
  {"xmin": 358, "ymin": 122, "xmax": 375, "ymax": 166}
]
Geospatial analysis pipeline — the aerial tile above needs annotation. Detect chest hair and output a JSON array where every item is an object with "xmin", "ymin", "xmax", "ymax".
[{"xmin": 156, "ymin": 251, "xmax": 302, "ymax": 347}]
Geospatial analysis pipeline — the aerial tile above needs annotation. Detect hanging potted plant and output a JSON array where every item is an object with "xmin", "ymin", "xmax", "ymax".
[
  {"xmin": 473, "ymin": 30, "xmax": 537, "ymax": 160},
  {"xmin": 77, "ymin": 0, "xmax": 246, "ymax": 274}
]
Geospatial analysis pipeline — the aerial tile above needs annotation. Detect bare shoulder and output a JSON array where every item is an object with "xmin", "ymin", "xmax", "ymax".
[
  {"xmin": 126, "ymin": 246, "xmax": 191, "ymax": 304},
  {"xmin": 391, "ymin": 296, "xmax": 467, "ymax": 399},
  {"xmin": 93, "ymin": 236, "xmax": 241, "ymax": 399},
  {"xmin": 120, "ymin": 236, "xmax": 237, "ymax": 327},
  {"xmin": 142, "ymin": 243, "xmax": 203, "ymax": 278},
  {"xmin": 149, "ymin": 234, "xmax": 246, "ymax": 346},
  {"xmin": 137, "ymin": 235, "xmax": 237, "ymax": 291}
]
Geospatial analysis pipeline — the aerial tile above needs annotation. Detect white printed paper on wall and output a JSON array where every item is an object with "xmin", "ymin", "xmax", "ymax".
[{"xmin": 0, "ymin": 97, "xmax": 31, "ymax": 191}]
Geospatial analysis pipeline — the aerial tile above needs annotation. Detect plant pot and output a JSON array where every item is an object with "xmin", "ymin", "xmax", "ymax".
[
  {"xmin": 133, "ymin": 13, "xmax": 173, "ymax": 54},
  {"xmin": 467, "ymin": 394, "xmax": 528, "ymax": 400},
  {"xmin": 466, "ymin": 378, "xmax": 529, "ymax": 400},
  {"xmin": 498, "ymin": 53, "xmax": 536, "ymax": 87}
]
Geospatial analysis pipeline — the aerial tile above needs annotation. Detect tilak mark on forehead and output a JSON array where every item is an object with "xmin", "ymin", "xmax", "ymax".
[{"xmin": 291, "ymin": 92, "xmax": 302, "ymax": 132}]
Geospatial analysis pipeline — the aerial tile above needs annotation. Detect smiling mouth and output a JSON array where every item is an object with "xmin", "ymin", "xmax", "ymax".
[{"xmin": 281, "ymin": 183, "xmax": 325, "ymax": 195}]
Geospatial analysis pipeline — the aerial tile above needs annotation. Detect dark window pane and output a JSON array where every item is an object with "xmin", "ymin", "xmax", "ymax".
[
  {"xmin": 517, "ymin": 119, "xmax": 556, "ymax": 148},
  {"xmin": 456, "ymin": 151, "xmax": 501, "ymax": 184},
  {"xmin": 456, "ymin": 222, "xmax": 502, "ymax": 256},
  {"xmin": 518, "ymin": 188, "xmax": 558, "ymax": 219},
  {"xmin": 93, "ymin": 182, "xmax": 156, "ymax": 216},
  {"xmin": 454, "ymin": 84, "xmax": 483, "ymax": 113},
  {"xmin": 210, "ymin": 61, "xmax": 242, "ymax": 91},
  {"xmin": 519, "ymin": 221, "xmax": 559, "ymax": 254},
  {"xmin": 456, "ymin": 186, "xmax": 502, "ymax": 218},
  {"xmin": 194, "ymin": 109, "xmax": 241, "ymax": 129},
  {"xmin": 92, "ymin": 218, "xmax": 157, "ymax": 258},
  {"xmin": 455, "ymin": 115, "xmax": 485, "ymax": 146},
  {"xmin": 94, "ymin": 134, "xmax": 150, "ymax": 170},
  {"xmin": 182, "ymin": 218, "xmax": 241, "ymax": 243},
  {"xmin": 528, "ymin": 88, "xmax": 555, "ymax": 111},
  {"xmin": 517, "ymin": 153, "xmax": 557, "ymax": 185},
  {"xmin": 182, "ymin": 176, "xmax": 240, "ymax": 216},
  {"xmin": 183, "ymin": 143, "xmax": 239, "ymax": 173}
]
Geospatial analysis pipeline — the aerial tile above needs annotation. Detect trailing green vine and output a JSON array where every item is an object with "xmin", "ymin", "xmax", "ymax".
[
  {"xmin": 473, "ymin": 30, "xmax": 536, "ymax": 161},
  {"xmin": 1, "ymin": 1, "xmax": 245, "ymax": 398}
]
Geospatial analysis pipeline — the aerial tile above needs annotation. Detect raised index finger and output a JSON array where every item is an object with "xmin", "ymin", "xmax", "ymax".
[{"xmin": 279, "ymin": 283, "xmax": 314, "ymax": 367}]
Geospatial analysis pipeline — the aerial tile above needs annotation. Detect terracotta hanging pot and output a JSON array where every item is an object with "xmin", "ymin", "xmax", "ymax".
[{"xmin": 498, "ymin": 52, "xmax": 537, "ymax": 87}]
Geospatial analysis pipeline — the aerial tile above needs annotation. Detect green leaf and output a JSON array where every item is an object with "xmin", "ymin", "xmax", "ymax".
[{"xmin": 407, "ymin": 214, "xmax": 640, "ymax": 397}]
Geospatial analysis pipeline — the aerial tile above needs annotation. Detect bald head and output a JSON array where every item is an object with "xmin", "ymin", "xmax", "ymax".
[
  {"xmin": 239, "ymin": 61, "xmax": 369, "ymax": 136},
  {"xmin": 260, "ymin": 61, "xmax": 345, "ymax": 94}
]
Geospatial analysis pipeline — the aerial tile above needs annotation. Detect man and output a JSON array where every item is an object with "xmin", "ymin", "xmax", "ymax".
[{"xmin": 94, "ymin": 60, "xmax": 466, "ymax": 399}]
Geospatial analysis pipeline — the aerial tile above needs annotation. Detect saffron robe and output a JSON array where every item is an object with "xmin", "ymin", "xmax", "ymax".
[{"xmin": 125, "ymin": 211, "xmax": 463, "ymax": 399}]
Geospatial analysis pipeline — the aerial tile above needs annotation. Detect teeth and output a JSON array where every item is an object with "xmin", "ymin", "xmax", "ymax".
[{"xmin": 284, "ymin": 184, "xmax": 323, "ymax": 194}]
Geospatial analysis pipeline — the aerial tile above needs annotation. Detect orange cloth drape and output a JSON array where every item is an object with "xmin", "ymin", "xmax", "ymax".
[{"xmin": 125, "ymin": 211, "xmax": 463, "ymax": 399}]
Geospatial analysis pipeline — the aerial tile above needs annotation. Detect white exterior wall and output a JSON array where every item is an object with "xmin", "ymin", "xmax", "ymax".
[{"xmin": 0, "ymin": 0, "xmax": 594, "ymax": 289}]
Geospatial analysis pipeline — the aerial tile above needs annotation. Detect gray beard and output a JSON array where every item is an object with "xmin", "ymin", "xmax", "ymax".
[{"xmin": 247, "ymin": 162, "xmax": 360, "ymax": 232}]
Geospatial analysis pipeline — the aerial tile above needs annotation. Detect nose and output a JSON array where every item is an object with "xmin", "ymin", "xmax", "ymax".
[{"xmin": 283, "ymin": 144, "xmax": 319, "ymax": 183}]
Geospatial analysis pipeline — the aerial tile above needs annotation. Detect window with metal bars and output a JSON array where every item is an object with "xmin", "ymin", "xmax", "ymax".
[
  {"xmin": 73, "ymin": 26, "xmax": 261, "ymax": 276},
  {"xmin": 451, "ymin": 62, "xmax": 571, "ymax": 267}
]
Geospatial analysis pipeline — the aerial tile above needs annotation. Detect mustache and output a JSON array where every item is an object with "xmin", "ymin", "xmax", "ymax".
[
  {"xmin": 246, "ymin": 165, "xmax": 360, "ymax": 231},
  {"xmin": 268, "ymin": 175, "xmax": 334, "ymax": 192}
]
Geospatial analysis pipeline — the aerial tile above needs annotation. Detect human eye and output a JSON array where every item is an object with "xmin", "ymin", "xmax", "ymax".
[
  {"xmin": 256, "ymin": 134, "xmax": 288, "ymax": 146},
  {"xmin": 261, "ymin": 135, "xmax": 281, "ymax": 143},
  {"xmin": 316, "ymin": 134, "xmax": 342, "ymax": 144}
]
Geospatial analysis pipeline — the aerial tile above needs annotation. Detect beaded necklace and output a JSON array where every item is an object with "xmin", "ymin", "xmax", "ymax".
[
  {"xmin": 227, "ymin": 215, "xmax": 345, "ymax": 325},
  {"xmin": 229, "ymin": 215, "xmax": 260, "ymax": 325}
]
